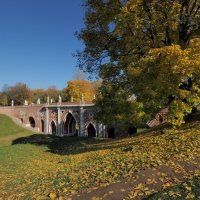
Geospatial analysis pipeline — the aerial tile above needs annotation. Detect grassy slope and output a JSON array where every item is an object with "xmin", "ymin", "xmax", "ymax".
[
  {"xmin": 0, "ymin": 114, "xmax": 33, "ymax": 137},
  {"xmin": 0, "ymin": 114, "xmax": 200, "ymax": 199}
]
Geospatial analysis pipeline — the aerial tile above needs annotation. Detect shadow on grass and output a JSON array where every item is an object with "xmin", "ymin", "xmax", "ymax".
[
  {"xmin": 11, "ymin": 134, "xmax": 138, "ymax": 155},
  {"xmin": 12, "ymin": 116, "xmax": 200, "ymax": 156}
]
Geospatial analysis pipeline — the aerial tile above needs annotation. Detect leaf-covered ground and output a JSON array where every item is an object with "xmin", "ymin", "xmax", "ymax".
[{"xmin": 0, "ymin": 114, "xmax": 200, "ymax": 199}]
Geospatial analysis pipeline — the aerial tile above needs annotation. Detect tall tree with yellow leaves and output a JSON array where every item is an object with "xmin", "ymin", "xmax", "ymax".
[
  {"xmin": 64, "ymin": 80, "xmax": 96, "ymax": 102},
  {"xmin": 77, "ymin": 0, "xmax": 200, "ymax": 126}
]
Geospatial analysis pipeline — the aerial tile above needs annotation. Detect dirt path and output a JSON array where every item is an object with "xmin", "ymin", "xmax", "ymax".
[{"xmin": 72, "ymin": 157, "xmax": 200, "ymax": 200}]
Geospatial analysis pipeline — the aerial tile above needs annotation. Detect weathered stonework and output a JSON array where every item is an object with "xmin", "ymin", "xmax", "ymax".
[{"xmin": 0, "ymin": 102, "xmax": 106, "ymax": 137}]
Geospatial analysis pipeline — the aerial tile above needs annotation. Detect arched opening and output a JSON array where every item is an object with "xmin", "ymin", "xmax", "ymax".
[
  {"xmin": 87, "ymin": 123, "xmax": 96, "ymax": 137},
  {"xmin": 158, "ymin": 115, "xmax": 163, "ymax": 123},
  {"xmin": 64, "ymin": 113, "xmax": 77, "ymax": 136},
  {"xmin": 21, "ymin": 118, "xmax": 23, "ymax": 124},
  {"xmin": 51, "ymin": 121, "xmax": 56, "ymax": 135},
  {"xmin": 107, "ymin": 127, "xmax": 115, "ymax": 138},
  {"xmin": 41, "ymin": 120, "xmax": 44, "ymax": 132},
  {"xmin": 128, "ymin": 127, "xmax": 137, "ymax": 135},
  {"xmin": 29, "ymin": 117, "xmax": 35, "ymax": 128}
]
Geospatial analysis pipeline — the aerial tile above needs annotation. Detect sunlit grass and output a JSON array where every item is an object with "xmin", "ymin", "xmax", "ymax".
[
  {"xmin": 0, "ymin": 114, "xmax": 200, "ymax": 199},
  {"xmin": 0, "ymin": 114, "xmax": 33, "ymax": 137}
]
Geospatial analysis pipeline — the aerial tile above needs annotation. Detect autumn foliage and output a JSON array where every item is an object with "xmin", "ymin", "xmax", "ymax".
[
  {"xmin": 128, "ymin": 38, "xmax": 200, "ymax": 125},
  {"xmin": 77, "ymin": 0, "xmax": 200, "ymax": 126},
  {"xmin": 64, "ymin": 80, "xmax": 97, "ymax": 102}
]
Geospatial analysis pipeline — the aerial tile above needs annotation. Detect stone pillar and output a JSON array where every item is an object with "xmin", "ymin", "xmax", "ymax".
[
  {"xmin": 79, "ymin": 106, "xmax": 84, "ymax": 136},
  {"xmin": 45, "ymin": 107, "xmax": 49, "ymax": 134},
  {"xmin": 103, "ymin": 125, "xmax": 106, "ymax": 138},
  {"xmin": 58, "ymin": 95, "xmax": 62, "ymax": 105},
  {"xmin": 97, "ymin": 123, "xmax": 102, "ymax": 138},
  {"xmin": 37, "ymin": 98, "xmax": 41, "ymax": 105},
  {"xmin": 81, "ymin": 94, "xmax": 84, "ymax": 104},
  {"xmin": 47, "ymin": 96, "xmax": 50, "ymax": 105},
  {"xmin": 57, "ymin": 107, "xmax": 61, "ymax": 136}
]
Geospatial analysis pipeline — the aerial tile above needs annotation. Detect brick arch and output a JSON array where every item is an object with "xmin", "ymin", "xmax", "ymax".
[
  {"xmin": 28, "ymin": 116, "xmax": 36, "ymax": 128},
  {"xmin": 62, "ymin": 111, "xmax": 79, "ymax": 125},
  {"xmin": 27, "ymin": 114, "xmax": 40, "ymax": 130},
  {"xmin": 85, "ymin": 121, "xmax": 97, "ymax": 137},
  {"xmin": 86, "ymin": 122, "xmax": 97, "ymax": 137},
  {"xmin": 49, "ymin": 120, "xmax": 57, "ymax": 135},
  {"xmin": 62, "ymin": 112, "xmax": 78, "ymax": 136}
]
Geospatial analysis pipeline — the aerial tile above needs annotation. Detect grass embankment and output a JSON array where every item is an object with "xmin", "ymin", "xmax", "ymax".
[
  {"xmin": 0, "ymin": 114, "xmax": 33, "ymax": 143},
  {"xmin": 0, "ymin": 114, "xmax": 200, "ymax": 199}
]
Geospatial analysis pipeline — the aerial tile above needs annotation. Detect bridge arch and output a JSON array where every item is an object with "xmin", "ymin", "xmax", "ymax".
[
  {"xmin": 86, "ymin": 122, "xmax": 96, "ymax": 137},
  {"xmin": 50, "ymin": 120, "xmax": 57, "ymax": 135},
  {"xmin": 63, "ymin": 112, "xmax": 77, "ymax": 136},
  {"xmin": 29, "ymin": 117, "xmax": 36, "ymax": 128}
]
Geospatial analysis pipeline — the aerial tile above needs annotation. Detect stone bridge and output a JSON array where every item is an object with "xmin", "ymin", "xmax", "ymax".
[{"xmin": 0, "ymin": 102, "xmax": 107, "ymax": 138}]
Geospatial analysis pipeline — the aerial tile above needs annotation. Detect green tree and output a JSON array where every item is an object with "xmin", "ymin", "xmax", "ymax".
[
  {"xmin": 46, "ymin": 86, "xmax": 59, "ymax": 102},
  {"xmin": 77, "ymin": 0, "xmax": 200, "ymax": 125},
  {"xmin": 30, "ymin": 88, "xmax": 47, "ymax": 104},
  {"xmin": 95, "ymin": 82, "xmax": 148, "ymax": 129},
  {"xmin": 7, "ymin": 83, "xmax": 31, "ymax": 106},
  {"xmin": 0, "ymin": 93, "xmax": 8, "ymax": 106}
]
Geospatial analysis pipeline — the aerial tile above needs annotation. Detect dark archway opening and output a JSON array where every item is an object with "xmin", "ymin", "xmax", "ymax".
[
  {"xmin": 87, "ymin": 123, "xmax": 96, "ymax": 137},
  {"xmin": 51, "ymin": 121, "xmax": 56, "ymax": 135},
  {"xmin": 29, "ymin": 117, "xmax": 35, "ymax": 128},
  {"xmin": 158, "ymin": 115, "xmax": 163, "ymax": 123},
  {"xmin": 21, "ymin": 118, "xmax": 23, "ymax": 124},
  {"xmin": 64, "ymin": 113, "xmax": 77, "ymax": 136},
  {"xmin": 107, "ymin": 127, "xmax": 115, "ymax": 138},
  {"xmin": 128, "ymin": 127, "xmax": 137, "ymax": 135},
  {"xmin": 185, "ymin": 107, "xmax": 198, "ymax": 122},
  {"xmin": 41, "ymin": 120, "xmax": 44, "ymax": 132}
]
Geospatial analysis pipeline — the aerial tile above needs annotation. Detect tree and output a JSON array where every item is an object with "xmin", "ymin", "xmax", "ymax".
[
  {"xmin": 128, "ymin": 38, "xmax": 200, "ymax": 125},
  {"xmin": 46, "ymin": 86, "xmax": 59, "ymax": 102},
  {"xmin": 64, "ymin": 80, "xmax": 96, "ymax": 102},
  {"xmin": 77, "ymin": 0, "xmax": 200, "ymax": 125},
  {"xmin": 95, "ymin": 81, "xmax": 148, "ymax": 129},
  {"xmin": 6, "ymin": 83, "xmax": 31, "ymax": 105},
  {"xmin": 0, "ymin": 93, "xmax": 8, "ymax": 106},
  {"xmin": 30, "ymin": 88, "xmax": 47, "ymax": 104}
]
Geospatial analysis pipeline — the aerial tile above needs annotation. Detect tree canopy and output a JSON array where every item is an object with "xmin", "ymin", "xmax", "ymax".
[
  {"xmin": 77, "ymin": 0, "xmax": 200, "ymax": 126},
  {"xmin": 6, "ymin": 83, "xmax": 31, "ymax": 106},
  {"xmin": 64, "ymin": 80, "xmax": 97, "ymax": 102}
]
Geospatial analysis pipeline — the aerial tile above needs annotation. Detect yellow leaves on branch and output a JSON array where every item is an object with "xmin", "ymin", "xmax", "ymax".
[
  {"xmin": 146, "ymin": 38, "xmax": 200, "ymax": 77},
  {"xmin": 127, "ymin": 37, "xmax": 200, "ymax": 126},
  {"xmin": 131, "ymin": 37, "xmax": 200, "ymax": 78}
]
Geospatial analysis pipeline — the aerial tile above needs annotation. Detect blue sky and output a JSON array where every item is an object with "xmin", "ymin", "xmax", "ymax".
[{"xmin": 0, "ymin": 0, "xmax": 86, "ymax": 90}]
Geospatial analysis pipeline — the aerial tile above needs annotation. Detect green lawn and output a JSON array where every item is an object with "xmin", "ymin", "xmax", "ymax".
[{"xmin": 0, "ymin": 114, "xmax": 200, "ymax": 199}]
